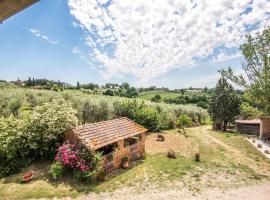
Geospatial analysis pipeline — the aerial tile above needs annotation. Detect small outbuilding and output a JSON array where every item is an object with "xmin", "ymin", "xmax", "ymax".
[
  {"xmin": 65, "ymin": 117, "xmax": 147, "ymax": 174},
  {"xmin": 236, "ymin": 119, "xmax": 260, "ymax": 135},
  {"xmin": 236, "ymin": 117, "xmax": 270, "ymax": 140}
]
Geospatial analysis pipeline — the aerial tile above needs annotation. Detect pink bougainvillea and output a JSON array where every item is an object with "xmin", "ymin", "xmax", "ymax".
[{"xmin": 55, "ymin": 143, "xmax": 91, "ymax": 172}]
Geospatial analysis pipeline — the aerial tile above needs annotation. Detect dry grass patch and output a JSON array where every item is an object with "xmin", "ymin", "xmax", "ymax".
[{"xmin": 145, "ymin": 130, "xmax": 198, "ymax": 157}]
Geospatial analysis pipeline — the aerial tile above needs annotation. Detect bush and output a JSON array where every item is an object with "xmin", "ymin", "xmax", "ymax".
[
  {"xmin": 27, "ymin": 99, "xmax": 78, "ymax": 159},
  {"xmin": 0, "ymin": 117, "xmax": 30, "ymax": 177},
  {"xmin": 158, "ymin": 111, "xmax": 175, "ymax": 130},
  {"xmin": 197, "ymin": 101, "xmax": 209, "ymax": 109},
  {"xmin": 176, "ymin": 114, "xmax": 192, "ymax": 134},
  {"xmin": 113, "ymin": 100, "xmax": 144, "ymax": 120},
  {"xmin": 54, "ymin": 142, "xmax": 102, "ymax": 182},
  {"xmin": 151, "ymin": 95, "xmax": 161, "ymax": 103},
  {"xmin": 240, "ymin": 102, "xmax": 263, "ymax": 119},
  {"xmin": 50, "ymin": 162, "xmax": 64, "ymax": 180},
  {"xmin": 136, "ymin": 107, "xmax": 160, "ymax": 131}
]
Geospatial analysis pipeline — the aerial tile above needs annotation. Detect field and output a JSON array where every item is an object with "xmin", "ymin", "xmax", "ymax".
[
  {"xmin": 138, "ymin": 90, "xmax": 183, "ymax": 100},
  {"xmin": 1, "ymin": 126, "xmax": 270, "ymax": 200}
]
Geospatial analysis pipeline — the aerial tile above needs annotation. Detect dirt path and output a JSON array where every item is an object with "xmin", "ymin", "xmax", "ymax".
[
  {"xmin": 194, "ymin": 126, "xmax": 270, "ymax": 175},
  {"xmin": 72, "ymin": 181, "xmax": 270, "ymax": 200}
]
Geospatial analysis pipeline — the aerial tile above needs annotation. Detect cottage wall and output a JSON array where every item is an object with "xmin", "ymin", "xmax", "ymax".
[
  {"xmin": 103, "ymin": 132, "xmax": 145, "ymax": 174},
  {"xmin": 260, "ymin": 118, "xmax": 270, "ymax": 139}
]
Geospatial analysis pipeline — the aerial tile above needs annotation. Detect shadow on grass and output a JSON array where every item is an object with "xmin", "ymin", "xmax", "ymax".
[
  {"xmin": 0, "ymin": 159, "xmax": 146, "ymax": 195},
  {"xmin": 0, "ymin": 161, "xmax": 99, "ymax": 194}
]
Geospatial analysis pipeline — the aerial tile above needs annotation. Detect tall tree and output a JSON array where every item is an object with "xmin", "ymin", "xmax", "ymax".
[
  {"xmin": 220, "ymin": 27, "xmax": 270, "ymax": 113},
  {"xmin": 208, "ymin": 77, "xmax": 241, "ymax": 131},
  {"xmin": 76, "ymin": 81, "xmax": 80, "ymax": 89}
]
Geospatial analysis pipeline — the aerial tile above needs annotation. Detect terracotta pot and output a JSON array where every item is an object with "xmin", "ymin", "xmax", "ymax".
[
  {"xmin": 122, "ymin": 161, "xmax": 129, "ymax": 169},
  {"xmin": 22, "ymin": 173, "xmax": 33, "ymax": 183}
]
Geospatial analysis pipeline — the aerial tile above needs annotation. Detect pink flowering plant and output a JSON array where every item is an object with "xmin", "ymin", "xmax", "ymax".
[{"xmin": 52, "ymin": 142, "xmax": 102, "ymax": 181}]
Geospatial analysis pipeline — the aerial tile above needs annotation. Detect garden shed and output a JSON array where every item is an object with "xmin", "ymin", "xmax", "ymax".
[
  {"xmin": 65, "ymin": 117, "xmax": 147, "ymax": 174},
  {"xmin": 236, "ymin": 119, "xmax": 260, "ymax": 135},
  {"xmin": 236, "ymin": 117, "xmax": 270, "ymax": 141}
]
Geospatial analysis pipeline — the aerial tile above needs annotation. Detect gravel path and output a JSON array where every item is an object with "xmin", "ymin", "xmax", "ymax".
[{"xmin": 69, "ymin": 182, "xmax": 270, "ymax": 200}]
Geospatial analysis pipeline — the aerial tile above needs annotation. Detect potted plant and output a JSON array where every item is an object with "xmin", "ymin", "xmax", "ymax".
[
  {"xmin": 21, "ymin": 171, "xmax": 33, "ymax": 183},
  {"xmin": 195, "ymin": 152, "xmax": 200, "ymax": 162},
  {"xmin": 121, "ymin": 156, "xmax": 129, "ymax": 169},
  {"xmin": 156, "ymin": 134, "xmax": 165, "ymax": 141}
]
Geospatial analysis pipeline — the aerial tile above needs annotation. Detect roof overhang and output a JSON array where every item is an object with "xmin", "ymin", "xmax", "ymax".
[
  {"xmin": 236, "ymin": 119, "xmax": 260, "ymax": 125},
  {"xmin": 0, "ymin": 0, "xmax": 39, "ymax": 22}
]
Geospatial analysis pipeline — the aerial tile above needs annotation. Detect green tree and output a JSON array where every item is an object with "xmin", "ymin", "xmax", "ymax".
[
  {"xmin": 220, "ymin": 27, "xmax": 270, "ymax": 113},
  {"xmin": 82, "ymin": 101, "xmax": 95, "ymax": 124},
  {"xmin": 240, "ymin": 102, "xmax": 263, "ymax": 120},
  {"xmin": 9, "ymin": 97, "xmax": 23, "ymax": 118},
  {"xmin": 76, "ymin": 81, "xmax": 81, "ymax": 89},
  {"xmin": 180, "ymin": 89, "xmax": 185, "ymax": 95},
  {"xmin": 208, "ymin": 77, "xmax": 241, "ymax": 131},
  {"xmin": 103, "ymin": 89, "xmax": 114, "ymax": 96},
  {"xmin": 176, "ymin": 114, "xmax": 192, "ymax": 134},
  {"xmin": 151, "ymin": 94, "xmax": 161, "ymax": 102},
  {"xmin": 120, "ymin": 82, "xmax": 130, "ymax": 89}
]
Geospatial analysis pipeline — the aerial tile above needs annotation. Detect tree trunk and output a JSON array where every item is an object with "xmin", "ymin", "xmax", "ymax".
[{"xmin": 223, "ymin": 121, "xmax": 228, "ymax": 132}]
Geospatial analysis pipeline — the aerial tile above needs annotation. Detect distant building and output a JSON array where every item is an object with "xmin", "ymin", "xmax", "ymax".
[{"xmin": 9, "ymin": 80, "xmax": 25, "ymax": 87}]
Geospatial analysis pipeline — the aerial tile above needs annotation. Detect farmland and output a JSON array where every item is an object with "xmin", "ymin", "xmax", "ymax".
[{"xmin": 1, "ymin": 126, "xmax": 270, "ymax": 199}]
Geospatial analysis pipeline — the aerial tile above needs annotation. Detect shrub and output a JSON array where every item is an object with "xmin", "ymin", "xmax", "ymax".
[
  {"xmin": 151, "ymin": 95, "xmax": 161, "ymax": 103},
  {"xmin": 136, "ymin": 107, "xmax": 160, "ymax": 131},
  {"xmin": 113, "ymin": 100, "xmax": 144, "ymax": 120},
  {"xmin": 0, "ymin": 117, "xmax": 30, "ymax": 177},
  {"xmin": 176, "ymin": 114, "xmax": 192, "ymax": 134},
  {"xmin": 197, "ymin": 101, "xmax": 209, "ymax": 109},
  {"xmin": 54, "ymin": 142, "xmax": 102, "ymax": 182},
  {"xmin": 240, "ymin": 102, "xmax": 263, "ymax": 119},
  {"xmin": 27, "ymin": 99, "xmax": 78, "ymax": 159},
  {"xmin": 9, "ymin": 97, "xmax": 23, "ymax": 118},
  {"xmin": 158, "ymin": 111, "xmax": 175, "ymax": 130},
  {"xmin": 82, "ymin": 101, "xmax": 98, "ymax": 124},
  {"xmin": 50, "ymin": 162, "xmax": 64, "ymax": 180}
]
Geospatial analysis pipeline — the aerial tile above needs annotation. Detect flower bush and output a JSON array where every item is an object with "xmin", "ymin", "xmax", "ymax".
[{"xmin": 53, "ymin": 142, "xmax": 102, "ymax": 181}]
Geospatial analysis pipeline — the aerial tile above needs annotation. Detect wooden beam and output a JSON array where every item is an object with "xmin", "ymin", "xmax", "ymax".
[{"xmin": 0, "ymin": 0, "xmax": 39, "ymax": 22}]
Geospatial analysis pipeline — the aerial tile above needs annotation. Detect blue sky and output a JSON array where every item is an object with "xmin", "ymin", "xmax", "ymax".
[{"xmin": 0, "ymin": 0, "xmax": 269, "ymax": 89}]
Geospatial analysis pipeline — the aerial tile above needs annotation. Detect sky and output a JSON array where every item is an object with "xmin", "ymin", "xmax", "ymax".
[{"xmin": 0, "ymin": 0, "xmax": 269, "ymax": 89}]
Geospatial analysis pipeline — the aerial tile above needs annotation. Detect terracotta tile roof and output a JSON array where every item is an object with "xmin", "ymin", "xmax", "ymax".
[
  {"xmin": 0, "ymin": 0, "xmax": 39, "ymax": 22},
  {"xmin": 236, "ymin": 119, "xmax": 260, "ymax": 125},
  {"xmin": 72, "ymin": 117, "xmax": 147, "ymax": 150}
]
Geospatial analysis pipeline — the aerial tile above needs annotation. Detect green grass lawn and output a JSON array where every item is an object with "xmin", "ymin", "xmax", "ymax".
[
  {"xmin": 138, "ymin": 90, "xmax": 181, "ymax": 101},
  {"xmin": 1, "ymin": 126, "xmax": 270, "ymax": 199}
]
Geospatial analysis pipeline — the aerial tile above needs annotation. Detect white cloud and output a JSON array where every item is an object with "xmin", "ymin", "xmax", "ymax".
[
  {"xmin": 210, "ymin": 52, "xmax": 242, "ymax": 64},
  {"xmin": 29, "ymin": 28, "xmax": 58, "ymax": 45},
  {"xmin": 72, "ymin": 46, "xmax": 82, "ymax": 54},
  {"xmin": 68, "ymin": 0, "xmax": 270, "ymax": 83}
]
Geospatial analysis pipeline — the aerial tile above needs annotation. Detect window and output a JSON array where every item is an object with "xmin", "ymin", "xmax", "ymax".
[
  {"xmin": 124, "ymin": 134, "xmax": 142, "ymax": 147},
  {"xmin": 97, "ymin": 142, "xmax": 118, "ymax": 156}
]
